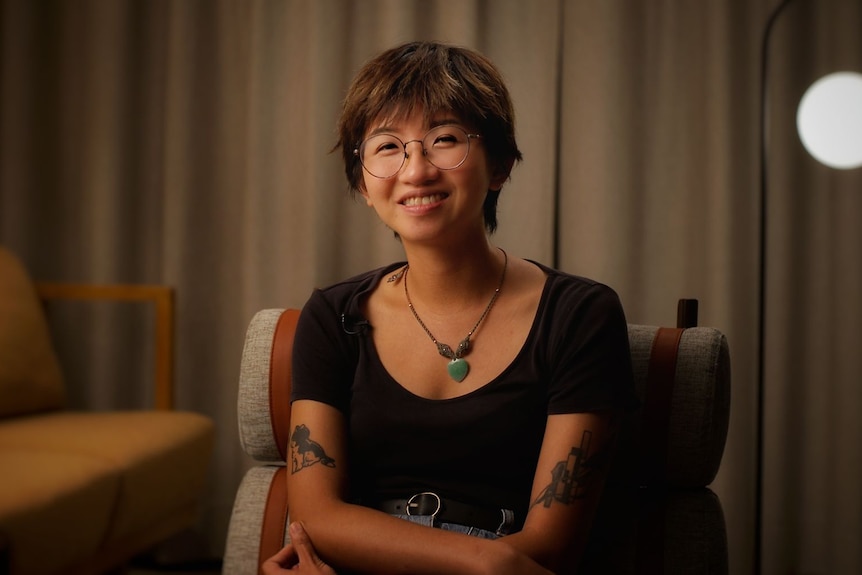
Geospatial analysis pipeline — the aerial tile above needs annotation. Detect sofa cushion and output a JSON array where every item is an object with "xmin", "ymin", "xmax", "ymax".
[
  {"xmin": 0, "ymin": 247, "xmax": 65, "ymax": 418},
  {"xmin": 0, "ymin": 449, "xmax": 119, "ymax": 575},
  {"xmin": 0, "ymin": 411, "xmax": 214, "ymax": 544}
]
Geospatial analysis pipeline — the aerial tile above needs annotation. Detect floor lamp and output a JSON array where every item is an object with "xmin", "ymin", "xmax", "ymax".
[{"xmin": 757, "ymin": 0, "xmax": 862, "ymax": 573}]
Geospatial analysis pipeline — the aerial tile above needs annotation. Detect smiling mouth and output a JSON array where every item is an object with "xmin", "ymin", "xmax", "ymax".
[{"xmin": 401, "ymin": 193, "xmax": 448, "ymax": 207}]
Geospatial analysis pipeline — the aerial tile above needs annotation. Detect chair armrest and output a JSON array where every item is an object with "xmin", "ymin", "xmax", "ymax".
[{"xmin": 34, "ymin": 282, "xmax": 175, "ymax": 410}]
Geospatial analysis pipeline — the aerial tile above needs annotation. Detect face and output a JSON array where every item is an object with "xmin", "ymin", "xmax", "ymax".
[{"xmin": 357, "ymin": 111, "xmax": 509, "ymax": 245}]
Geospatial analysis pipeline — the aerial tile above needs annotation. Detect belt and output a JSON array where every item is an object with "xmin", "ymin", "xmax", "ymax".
[{"xmin": 374, "ymin": 492, "xmax": 517, "ymax": 535}]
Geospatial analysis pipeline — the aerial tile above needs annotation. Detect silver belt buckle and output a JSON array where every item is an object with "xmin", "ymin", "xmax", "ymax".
[
  {"xmin": 406, "ymin": 491, "xmax": 441, "ymax": 519},
  {"xmin": 496, "ymin": 508, "xmax": 515, "ymax": 536}
]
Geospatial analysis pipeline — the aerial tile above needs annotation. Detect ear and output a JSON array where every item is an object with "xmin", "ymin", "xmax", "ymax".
[
  {"xmin": 356, "ymin": 181, "xmax": 374, "ymax": 206},
  {"xmin": 489, "ymin": 158, "xmax": 516, "ymax": 191}
]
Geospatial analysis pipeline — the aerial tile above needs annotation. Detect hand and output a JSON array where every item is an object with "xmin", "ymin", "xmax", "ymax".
[{"xmin": 261, "ymin": 522, "xmax": 338, "ymax": 574}]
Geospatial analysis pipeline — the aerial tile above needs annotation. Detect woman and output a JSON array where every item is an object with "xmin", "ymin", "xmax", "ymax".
[{"xmin": 264, "ymin": 41, "xmax": 636, "ymax": 575}]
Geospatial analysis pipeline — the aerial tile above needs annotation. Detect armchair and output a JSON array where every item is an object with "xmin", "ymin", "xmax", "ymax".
[{"xmin": 224, "ymin": 301, "xmax": 730, "ymax": 574}]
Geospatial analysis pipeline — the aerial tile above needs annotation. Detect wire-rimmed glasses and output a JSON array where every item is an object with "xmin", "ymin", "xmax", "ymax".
[{"xmin": 354, "ymin": 125, "xmax": 482, "ymax": 179}]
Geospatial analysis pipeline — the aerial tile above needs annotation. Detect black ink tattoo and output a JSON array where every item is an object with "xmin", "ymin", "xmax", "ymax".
[
  {"xmin": 532, "ymin": 430, "xmax": 610, "ymax": 509},
  {"xmin": 290, "ymin": 424, "xmax": 336, "ymax": 473}
]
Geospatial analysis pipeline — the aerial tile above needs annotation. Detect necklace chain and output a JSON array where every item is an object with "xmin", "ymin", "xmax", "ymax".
[{"xmin": 403, "ymin": 249, "xmax": 508, "ymax": 362}]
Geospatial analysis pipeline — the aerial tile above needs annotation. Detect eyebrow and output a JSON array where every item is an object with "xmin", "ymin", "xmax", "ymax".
[{"xmin": 365, "ymin": 117, "xmax": 463, "ymax": 139}]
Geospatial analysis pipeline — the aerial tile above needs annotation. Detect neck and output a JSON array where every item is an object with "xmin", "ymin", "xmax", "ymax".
[{"xmin": 400, "ymin": 241, "xmax": 505, "ymax": 312}]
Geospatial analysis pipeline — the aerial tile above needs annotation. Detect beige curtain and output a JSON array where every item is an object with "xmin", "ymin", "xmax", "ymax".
[
  {"xmin": 763, "ymin": 1, "xmax": 862, "ymax": 574},
  {"xmin": 560, "ymin": 3, "xmax": 766, "ymax": 574},
  {"xmin": 2, "ymin": 1, "xmax": 859, "ymax": 573}
]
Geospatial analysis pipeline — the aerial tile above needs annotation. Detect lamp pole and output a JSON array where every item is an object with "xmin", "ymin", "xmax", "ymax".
[{"xmin": 756, "ymin": 1, "xmax": 798, "ymax": 573}]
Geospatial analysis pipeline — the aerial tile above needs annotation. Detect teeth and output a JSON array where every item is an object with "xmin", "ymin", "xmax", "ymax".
[{"xmin": 403, "ymin": 194, "xmax": 445, "ymax": 206}]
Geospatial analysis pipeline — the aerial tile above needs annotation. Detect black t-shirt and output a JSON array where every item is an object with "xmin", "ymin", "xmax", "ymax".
[{"xmin": 290, "ymin": 260, "xmax": 636, "ymax": 523}]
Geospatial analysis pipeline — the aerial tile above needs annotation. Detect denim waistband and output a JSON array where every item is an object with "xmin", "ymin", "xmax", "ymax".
[{"xmin": 370, "ymin": 491, "xmax": 518, "ymax": 536}]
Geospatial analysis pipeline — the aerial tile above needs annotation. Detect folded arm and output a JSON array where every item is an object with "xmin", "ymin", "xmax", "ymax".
[{"xmin": 287, "ymin": 399, "xmax": 555, "ymax": 575}]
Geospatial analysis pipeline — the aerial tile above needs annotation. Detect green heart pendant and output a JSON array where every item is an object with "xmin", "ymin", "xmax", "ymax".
[{"xmin": 447, "ymin": 358, "xmax": 470, "ymax": 382}]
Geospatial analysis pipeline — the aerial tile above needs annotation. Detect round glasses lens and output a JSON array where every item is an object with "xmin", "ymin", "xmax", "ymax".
[
  {"xmin": 358, "ymin": 125, "xmax": 473, "ymax": 179},
  {"xmin": 423, "ymin": 125, "xmax": 471, "ymax": 170},
  {"xmin": 359, "ymin": 134, "xmax": 406, "ymax": 179}
]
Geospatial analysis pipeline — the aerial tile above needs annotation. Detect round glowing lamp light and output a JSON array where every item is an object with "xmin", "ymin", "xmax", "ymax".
[{"xmin": 796, "ymin": 71, "xmax": 862, "ymax": 170}]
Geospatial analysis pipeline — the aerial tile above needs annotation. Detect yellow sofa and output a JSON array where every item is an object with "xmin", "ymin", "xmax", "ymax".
[{"xmin": 0, "ymin": 246, "xmax": 215, "ymax": 575}]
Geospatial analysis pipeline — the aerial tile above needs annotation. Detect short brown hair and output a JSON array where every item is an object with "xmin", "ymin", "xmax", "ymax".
[{"xmin": 336, "ymin": 41, "xmax": 523, "ymax": 234}]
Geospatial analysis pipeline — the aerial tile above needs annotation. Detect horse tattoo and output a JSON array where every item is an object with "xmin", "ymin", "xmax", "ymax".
[{"xmin": 290, "ymin": 424, "xmax": 336, "ymax": 473}]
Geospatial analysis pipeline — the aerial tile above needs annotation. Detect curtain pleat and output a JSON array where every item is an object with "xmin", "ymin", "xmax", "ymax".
[
  {"xmin": 2, "ymin": 1, "xmax": 859, "ymax": 573},
  {"xmin": 763, "ymin": 0, "xmax": 862, "ymax": 573}
]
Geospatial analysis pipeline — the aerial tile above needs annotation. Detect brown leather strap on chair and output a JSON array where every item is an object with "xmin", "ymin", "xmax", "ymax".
[
  {"xmin": 257, "ymin": 466, "xmax": 289, "ymax": 574},
  {"xmin": 259, "ymin": 310, "xmax": 300, "ymax": 573},
  {"xmin": 638, "ymin": 326, "xmax": 685, "ymax": 487},
  {"xmin": 634, "ymin": 326, "xmax": 685, "ymax": 575},
  {"xmin": 269, "ymin": 309, "xmax": 301, "ymax": 461}
]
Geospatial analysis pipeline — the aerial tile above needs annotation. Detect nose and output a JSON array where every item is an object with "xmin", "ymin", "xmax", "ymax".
[{"xmin": 400, "ymin": 139, "xmax": 438, "ymax": 180}]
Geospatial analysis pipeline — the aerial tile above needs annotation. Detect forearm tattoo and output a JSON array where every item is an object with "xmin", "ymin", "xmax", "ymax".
[
  {"xmin": 290, "ymin": 424, "xmax": 336, "ymax": 473},
  {"xmin": 531, "ymin": 429, "xmax": 610, "ymax": 509}
]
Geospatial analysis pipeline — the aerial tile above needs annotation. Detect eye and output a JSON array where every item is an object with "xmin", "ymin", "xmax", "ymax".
[
  {"xmin": 428, "ymin": 126, "xmax": 467, "ymax": 149},
  {"xmin": 433, "ymin": 134, "xmax": 458, "ymax": 146},
  {"xmin": 366, "ymin": 135, "xmax": 403, "ymax": 157},
  {"xmin": 376, "ymin": 142, "xmax": 400, "ymax": 153},
  {"xmin": 432, "ymin": 133, "xmax": 464, "ymax": 150}
]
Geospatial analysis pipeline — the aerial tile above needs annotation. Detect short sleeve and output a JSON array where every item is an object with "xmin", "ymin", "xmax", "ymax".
[
  {"xmin": 545, "ymin": 282, "xmax": 636, "ymax": 414},
  {"xmin": 290, "ymin": 289, "xmax": 356, "ymax": 413}
]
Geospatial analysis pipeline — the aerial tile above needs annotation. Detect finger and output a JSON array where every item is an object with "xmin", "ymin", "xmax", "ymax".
[
  {"xmin": 264, "ymin": 543, "xmax": 298, "ymax": 567},
  {"xmin": 288, "ymin": 522, "xmax": 319, "ymax": 564}
]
